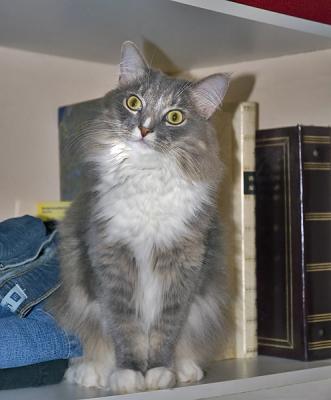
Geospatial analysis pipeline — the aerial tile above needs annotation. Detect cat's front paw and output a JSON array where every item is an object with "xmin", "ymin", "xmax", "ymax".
[
  {"xmin": 145, "ymin": 367, "xmax": 176, "ymax": 390},
  {"xmin": 65, "ymin": 361, "xmax": 110, "ymax": 388},
  {"xmin": 109, "ymin": 369, "xmax": 145, "ymax": 394},
  {"xmin": 176, "ymin": 359, "xmax": 204, "ymax": 383}
]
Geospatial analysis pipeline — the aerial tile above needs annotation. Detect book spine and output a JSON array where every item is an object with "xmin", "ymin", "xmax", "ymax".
[
  {"xmin": 233, "ymin": 102, "xmax": 258, "ymax": 358},
  {"xmin": 302, "ymin": 127, "xmax": 331, "ymax": 360},
  {"xmin": 256, "ymin": 126, "xmax": 306, "ymax": 360}
]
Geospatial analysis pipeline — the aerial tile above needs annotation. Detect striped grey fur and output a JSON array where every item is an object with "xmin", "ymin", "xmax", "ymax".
[{"xmin": 47, "ymin": 42, "xmax": 231, "ymax": 394}]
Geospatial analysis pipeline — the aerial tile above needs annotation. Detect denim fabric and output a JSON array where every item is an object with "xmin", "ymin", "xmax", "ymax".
[
  {"xmin": 0, "ymin": 216, "xmax": 47, "ymax": 268},
  {"xmin": 0, "ymin": 216, "xmax": 60, "ymax": 316},
  {"xmin": 0, "ymin": 232, "xmax": 60, "ymax": 317},
  {"xmin": 0, "ymin": 304, "xmax": 82, "ymax": 368},
  {"xmin": 0, "ymin": 215, "xmax": 83, "ymax": 368}
]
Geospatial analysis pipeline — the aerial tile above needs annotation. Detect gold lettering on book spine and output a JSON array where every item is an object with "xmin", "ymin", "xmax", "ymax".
[{"xmin": 304, "ymin": 212, "xmax": 331, "ymax": 221}]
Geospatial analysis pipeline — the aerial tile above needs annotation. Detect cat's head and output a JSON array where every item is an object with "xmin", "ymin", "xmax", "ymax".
[{"xmin": 89, "ymin": 42, "xmax": 229, "ymax": 183}]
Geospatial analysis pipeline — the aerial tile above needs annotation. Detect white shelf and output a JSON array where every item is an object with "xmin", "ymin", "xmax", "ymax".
[
  {"xmin": 0, "ymin": 0, "xmax": 330, "ymax": 71},
  {"xmin": 2, "ymin": 356, "xmax": 331, "ymax": 400}
]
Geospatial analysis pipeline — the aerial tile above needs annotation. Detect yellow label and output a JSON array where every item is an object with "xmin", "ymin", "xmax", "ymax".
[{"xmin": 37, "ymin": 201, "xmax": 71, "ymax": 221}]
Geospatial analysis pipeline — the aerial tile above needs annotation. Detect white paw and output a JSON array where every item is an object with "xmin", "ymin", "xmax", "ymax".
[
  {"xmin": 145, "ymin": 367, "xmax": 176, "ymax": 390},
  {"xmin": 65, "ymin": 361, "xmax": 110, "ymax": 388},
  {"xmin": 109, "ymin": 369, "xmax": 145, "ymax": 394},
  {"xmin": 176, "ymin": 359, "xmax": 204, "ymax": 383}
]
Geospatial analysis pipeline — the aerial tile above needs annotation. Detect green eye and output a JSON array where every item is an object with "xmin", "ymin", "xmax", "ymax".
[
  {"xmin": 166, "ymin": 110, "xmax": 184, "ymax": 125},
  {"xmin": 126, "ymin": 95, "xmax": 142, "ymax": 111}
]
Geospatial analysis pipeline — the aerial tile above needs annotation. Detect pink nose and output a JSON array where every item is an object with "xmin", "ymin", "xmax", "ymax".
[{"xmin": 139, "ymin": 126, "xmax": 151, "ymax": 137}]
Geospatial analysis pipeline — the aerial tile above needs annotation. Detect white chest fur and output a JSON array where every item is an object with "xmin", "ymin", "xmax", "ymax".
[{"xmin": 95, "ymin": 141, "xmax": 209, "ymax": 328}]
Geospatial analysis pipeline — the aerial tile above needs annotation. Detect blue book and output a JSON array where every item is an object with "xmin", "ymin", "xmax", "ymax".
[{"xmin": 58, "ymin": 97, "xmax": 103, "ymax": 200}]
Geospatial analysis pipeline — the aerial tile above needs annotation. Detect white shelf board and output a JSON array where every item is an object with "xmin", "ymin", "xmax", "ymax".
[
  {"xmin": 211, "ymin": 378, "xmax": 331, "ymax": 400},
  {"xmin": 0, "ymin": 0, "xmax": 330, "ymax": 71},
  {"xmin": 1, "ymin": 356, "xmax": 331, "ymax": 400}
]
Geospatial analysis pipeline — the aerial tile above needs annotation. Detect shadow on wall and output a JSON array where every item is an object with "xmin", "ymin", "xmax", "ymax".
[
  {"xmin": 143, "ymin": 39, "xmax": 182, "ymax": 74},
  {"xmin": 214, "ymin": 73, "xmax": 256, "ymax": 226}
]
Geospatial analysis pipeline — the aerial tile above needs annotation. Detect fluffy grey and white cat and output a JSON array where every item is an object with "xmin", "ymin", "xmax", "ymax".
[{"xmin": 48, "ymin": 41, "xmax": 231, "ymax": 394}]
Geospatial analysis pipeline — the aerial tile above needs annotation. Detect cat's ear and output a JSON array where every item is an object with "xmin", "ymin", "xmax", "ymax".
[
  {"xmin": 119, "ymin": 41, "xmax": 148, "ymax": 86},
  {"xmin": 190, "ymin": 74, "xmax": 230, "ymax": 119}
]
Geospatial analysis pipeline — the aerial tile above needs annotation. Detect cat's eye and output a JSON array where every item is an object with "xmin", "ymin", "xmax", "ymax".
[
  {"xmin": 166, "ymin": 110, "xmax": 184, "ymax": 125},
  {"xmin": 126, "ymin": 95, "xmax": 142, "ymax": 111}
]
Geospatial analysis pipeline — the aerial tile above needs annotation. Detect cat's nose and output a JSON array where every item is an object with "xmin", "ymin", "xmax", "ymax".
[{"xmin": 139, "ymin": 126, "xmax": 152, "ymax": 138}]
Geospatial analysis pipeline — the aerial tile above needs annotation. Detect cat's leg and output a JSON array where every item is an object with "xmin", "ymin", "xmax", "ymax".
[
  {"xmin": 46, "ymin": 286, "xmax": 116, "ymax": 388},
  {"xmin": 143, "ymin": 294, "xmax": 194, "ymax": 390},
  {"xmin": 144, "ymin": 366, "xmax": 176, "ymax": 391},
  {"xmin": 175, "ymin": 337, "xmax": 204, "ymax": 384},
  {"xmin": 143, "ymin": 308, "xmax": 190, "ymax": 391},
  {"xmin": 49, "ymin": 285, "xmax": 116, "ymax": 389},
  {"xmin": 143, "ymin": 244, "xmax": 208, "ymax": 391},
  {"xmin": 100, "ymin": 287, "xmax": 147, "ymax": 393},
  {"xmin": 65, "ymin": 331, "xmax": 115, "ymax": 389},
  {"xmin": 175, "ymin": 310, "xmax": 206, "ymax": 384},
  {"xmin": 143, "ymin": 332, "xmax": 177, "ymax": 391},
  {"xmin": 109, "ymin": 369, "xmax": 145, "ymax": 394},
  {"xmin": 175, "ymin": 292, "xmax": 228, "ymax": 384},
  {"xmin": 106, "ymin": 327, "xmax": 147, "ymax": 394}
]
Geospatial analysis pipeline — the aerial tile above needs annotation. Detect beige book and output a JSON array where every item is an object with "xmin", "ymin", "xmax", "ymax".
[
  {"xmin": 217, "ymin": 102, "xmax": 257, "ymax": 359},
  {"xmin": 233, "ymin": 102, "xmax": 258, "ymax": 358}
]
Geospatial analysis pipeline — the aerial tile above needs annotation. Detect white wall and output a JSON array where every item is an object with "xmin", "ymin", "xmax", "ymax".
[
  {"xmin": 0, "ymin": 46, "xmax": 330, "ymax": 220},
  {"xmin": 0, "ymin": 46, "xmax": 118, "ymax": 220},
  {"xmin": 190, "ymin": 48, "xmax": 331, "ymax": 129}
]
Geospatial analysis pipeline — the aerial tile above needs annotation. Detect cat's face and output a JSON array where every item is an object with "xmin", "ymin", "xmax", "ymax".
[
  {"xmin": 104, "ymin": 70, "xmax": 208, "ymax": 154},
  {"xmin": 88, "ymin": 42, "xmax": 229, "ymax": 182}
]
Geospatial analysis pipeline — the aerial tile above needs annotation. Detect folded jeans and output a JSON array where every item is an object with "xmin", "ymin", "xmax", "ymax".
[
  {"xmin": 0, "ymin": 215, "xmax": 82, "ymax": 368},
  {"xmin": 0, "ymin": 216, "xmax": 60, "ymax": 316},
  {"xmin": 0, "ymin": 304, "xmax": 82, "ymax": 368}
]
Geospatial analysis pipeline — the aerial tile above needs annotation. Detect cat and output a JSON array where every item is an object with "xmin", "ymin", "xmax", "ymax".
[{"xmin": 47, "ymin": 41, "xmax": 231, "ymax": 394}]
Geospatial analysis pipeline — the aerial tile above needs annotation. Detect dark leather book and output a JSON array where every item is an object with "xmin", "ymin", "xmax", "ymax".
[{"xmin": 256, "ymin": 126, "xmax": 331, "ymax": 360}]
